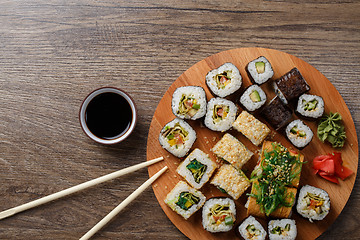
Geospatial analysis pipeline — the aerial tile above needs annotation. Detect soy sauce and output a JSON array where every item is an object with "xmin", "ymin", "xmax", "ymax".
[{"xmin": 85, "ymin": 92, "xmax": 132, "ymax": 140}]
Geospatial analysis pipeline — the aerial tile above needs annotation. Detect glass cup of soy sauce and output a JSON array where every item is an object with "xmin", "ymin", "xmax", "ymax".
[{"xmin": 79, "ymin": 87, "xmax": 137, "ymax": 144}]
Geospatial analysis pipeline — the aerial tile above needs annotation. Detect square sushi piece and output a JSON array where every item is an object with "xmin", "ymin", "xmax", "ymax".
[
  {"xmin": 246, "ymin": 56, "xmax": 274, "ymax": 85},
  {"xmin": 261, "ymin": 96, "xmax": 293, "ymax": 130},
  {"xmin": 159, "ymin": 118, "xmax": 197, "ymax": 158},
  {"xmin": 268, "ymin": 219, "xmax": 297, "ymax": 240},
  {"xmin": 210, "ymin": 164, "xmax": 251, "ymax": 200},
  {"xmin": 232, "ymin": 111, "xmax": 271, "ymax": 146},
  {"xmin": 211, "ymin": 133, "xmax": 253, "ymax": 170},
  {"xmin": 273, "ymin": 67, "xmax": 310, "ymax": 105},
  {"xmin": 177, "ymin": 148, "xmax": 217, "ymax": 189},
  {"xmin": 205, "ymin": 63, "xmax": 242, "ymax": 98},
  {"xmin": 164, "ymin": 181, "xmax": 206, "ymax": 220}
]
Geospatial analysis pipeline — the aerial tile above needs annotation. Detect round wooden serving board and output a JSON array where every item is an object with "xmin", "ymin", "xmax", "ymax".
[{"xmin": 146, "ymin": 47, "xmax": 358, "ymax": 240}]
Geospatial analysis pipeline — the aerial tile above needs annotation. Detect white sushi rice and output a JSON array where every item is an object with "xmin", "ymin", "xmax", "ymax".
[
  {"xmin": 202, "ymin": 198, "xmax": 236, "ymax": 233},
  {"xmin": 238, "ymin": 215, "xmax": 267, "ymax": 240},
  {"xmin": 159, "ymin": 118, "xmax": 196, "ymax": 158},
  {"xmin": 164, "ymin": 181, "xmax": 206, "ymax": 220},
  {"xmin": 240, "ymin": 85, "xmax": 267, "ymax": 112},
  {"xmin": 268, "ymin": 219, "xmax": 297, "ymax": 240},
  {"xmin": 205, "ymin": 63, "xmax": 242, "ymax": 97},
  {"xmin": 171, "ymin": 86, "xmax": 207, "ymax": 120},
  {"xmin": 285, "ymin": 119, "xmax": 313, "ymax": 148},
  {"xmin": 204, "ymin": 97, "xmax": 238, "ymax": 132},
  {"xmin": 296, "ymin": 185, "xmax": 330, "ymax": 222},
  {"xmin": 247, "ymin": 56, "xmax": 274, "ymax": 85},
  {"xmin": 296, "ymin": 94, "xmax": 324, "ymax": 119},
  {"xmin": 177, "ymin": 148, "xmax": 217, "ymax": 189}
]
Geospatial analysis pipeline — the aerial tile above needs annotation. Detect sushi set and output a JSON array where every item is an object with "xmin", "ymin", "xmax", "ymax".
[{"xmin": 146, "ymin": 47, "xmax": 358, "ymax": 240}]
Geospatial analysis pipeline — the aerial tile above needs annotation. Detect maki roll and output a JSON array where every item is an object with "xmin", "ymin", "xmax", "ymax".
[
  {"xmin": 261, "ymin": 96, "xmax": 293, "ymax": 130},
  {"xmin": 211, "ymin": 133, "xmax": 253, "ymax": 170},
  {"xmin": 204, "ymin": 97, "xmax": 238, "ymax": 132},
  {"xmin": 246, "ymin": 56, "xmax": 274, "ymax": 85},
  {"xmin": 159, "ymin": 118, "xmax": 196, "ymax": 158},
  {"xmin": 296, "ymin": 94, "xmax": 324, "ymax": 120},
  {"xmin": 205, "ymin": 63, "xmax": 242, "ymax": 97},
  {"xmin": 238, "ymin": 216, "xmax": 267, "ymax": 240},
  {"xmin": 296, "ymin": 185, "xmax": 330, "ymax": 222},
  {"xmin": 210, "ymin": 164, "xmax": 251, "ymax": 200},
  {"xmin": 273, "ymin": 68, "xmax": 310, "ymax": 105},
  {"xmin": 239, "ymin": 85, "xmax": 267, "ymax": 112},
  {"xmin": 171, "ymin": 86, "xmax": 207, "ymax": 120},
  {"xmin": 232, "ymin": 111, "xmax": 271, "ymax": 146},
  {"xmin": 268, "ymin": 219, "xmax": 297, "ymax": 240},
  {"xmin": 164, "ymin": 181, "xmax": 206, "ymax": 220},
  {"xmin": 202, "ymin": 198, "xmax": 236, "ymax": 233},
  {"xmin": 285, "ymin": 119, "xmax": 313, "ymax": 148},
  {"xmin": 177, "ymin": 148, "xmax": 217, "ymax": 189}
]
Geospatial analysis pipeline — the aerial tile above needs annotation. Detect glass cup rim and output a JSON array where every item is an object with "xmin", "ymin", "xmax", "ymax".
[{"xmin": 79, "ymin": 87, "xmax": 137, "ymax": 144}]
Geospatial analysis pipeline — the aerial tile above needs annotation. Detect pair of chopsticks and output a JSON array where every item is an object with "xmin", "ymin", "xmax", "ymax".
[{"xmin": 0, "ymin": 157, "xmax": 167, "ymax": 240}]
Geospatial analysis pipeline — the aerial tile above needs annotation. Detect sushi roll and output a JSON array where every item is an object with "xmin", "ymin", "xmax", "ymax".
[
  {"xmin": 246, "ymin": 56, "xmax": 274, "ymax": 85},
  {"xmin": 232, "ymin": 111, "xmax": 271, "ymax": 146},
  {"xmin": 164, "ymin": 181, "xmax": 206, "ymax": 220},
  {"xmin": 205, "ymin": 63, "xmax": 242, "ymax": 98},
  {"xmin": 238, "ymin": 215, "xmax": 267, "ymax": 240},
  {"xmin": 177, "ymin": 148, "xmax": 217, "ymax": 189},
  {"xmin": 204, "ymin": 97, "xmax": 238, "ymax": 132},
  {"xmin": 210, "ymin": 164, "xmax": 251, "ymax": 200},
  {"xmin": 202, "ymin": 198, "xmax": 236, "ymax": 233},
  {"xmin": 296, "ymin": 94, "xmax": 325, "ymax": 120},
  {"xmin": 268, "ymin": 219, "xmax": 297, "ymax": 240},
  {"xmin": 261, "ymin": 96, "xmax": 293, "ymax": 130},
  {"xmin": 171, "ymin": 86, "xmax": 207, "ymax": 120},
  {"xmin": 239, "ymin": 85, "xmax": 267, "ymax": 112},
  {"xmin": 273, "ymin": 68, "xmax": 310, "ymax": 105},
  {"xmin": 159, "ymin": 118, "xmax": 196, "ymax": 158},
  {"xmin": 285, "ymin": 119, "xmax": 313, "ymax": 148},
  {"xmin": 296, "ymin": 185, "xmax": 330, "ymax": 222},
  {"xmin": 211, "ymin": 133, "xmax": 253, "ymax": 170}
]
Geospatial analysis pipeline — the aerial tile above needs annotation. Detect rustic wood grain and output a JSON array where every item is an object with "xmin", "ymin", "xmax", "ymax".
[{"xmin": 0, "ymin": 1, "xmax": 359, "ymax": 239}]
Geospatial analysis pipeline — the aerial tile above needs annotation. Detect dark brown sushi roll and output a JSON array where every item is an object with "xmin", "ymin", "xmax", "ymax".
[
  {"xmin": 260, "ymin": 96, "xmax": 292, "ymax": 130},
  {"xmin": 273, "ymin": 68, "xmax": 310, "ymax": 105}
]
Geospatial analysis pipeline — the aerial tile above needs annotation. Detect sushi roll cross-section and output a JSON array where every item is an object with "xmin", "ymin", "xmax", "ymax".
[
  {"xmin": 176, "ymin": 148, "xmax": 217, "ymax": 189},
  {"xmin": 285, "ymin": 119, "xmax": 313, "ymax": 148},
  {"xmin": 202, "ymin": 198, "xmax": 236, "ymax": 233},
  {"xmin": 204, "ymin": 97, "xmax": 238, "ymax": 132},
  {"xmin": 164, "ymin": 181, "xmax": 206, "ymax": 220},
  {"xmin": 158, "ymin": 118, "xmax": 196, "ymax": 158},
  {"xmin": 296, "ymin": 93, "xmax": 325, "ymax": 120},
  {"xmin": 171, "ymin": 86, "xmax": 207, "ymax": 120},
  {"xmin": 246, "ymin": 56, "xmax": 274, "ymax": 85},
  {"xmin": 238, "ymin": 215, "xmax": 267, "ymax": 240},
  {"xmin": 239, "ymin": 84, "xmax": 267, "ymax": 112},
  {"xmin": 205, "ymin": 63, "xmax": 242, "ymax": 98},
  {"xmin": 232, "ymin": 111, "xmax": 271, "ymax": 146},
  {"xmin": 211, "ymin": 133, "xmax": 253, "ymax": 170},
  {"xmin": 268, "ymin": 219, "xmax": 297, "ymax": 240},
  {"xmin": 210, "ymin": 164, "xmax": 251, "ymax": 200}
]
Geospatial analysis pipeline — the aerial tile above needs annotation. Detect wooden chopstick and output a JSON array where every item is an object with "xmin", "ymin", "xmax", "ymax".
[
  {"xmin": 0, "ymin": 157, "xmax": 164, "ymax": 220},
  {"xmin": 79, "ymin": 165, "xmax": 168, "ymax": 240}
]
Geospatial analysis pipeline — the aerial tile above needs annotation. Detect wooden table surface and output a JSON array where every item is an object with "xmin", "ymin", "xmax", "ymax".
[{"xmin": 0, "ymin": 1, "xmax": 359, "ymax": 239}]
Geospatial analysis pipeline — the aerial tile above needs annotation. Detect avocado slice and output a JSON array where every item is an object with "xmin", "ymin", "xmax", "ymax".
[
  {"xmin": 249, "ymin": 90, "xmax": 261, "ymax": 102},
  {"xmin": 255, "ymin": 61, "xmax": 265, "ymax": 74}
]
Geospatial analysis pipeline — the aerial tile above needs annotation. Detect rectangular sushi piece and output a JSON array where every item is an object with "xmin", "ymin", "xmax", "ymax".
[
  {"xmin": 211, "ymin": 133, "xmax": 253, "ymax": 170},
  {"xmin": 232, "ymin": 111, "xmax": 271, "ymax": 146},
  {"xmin": 273, "ymin": 67, "xmax": 310, "ymax": 105},
  {"xmin": 246, "ymin": 56, "xmax": 274, "ymax": 85},
  {"xmin": 177, "ymin": 148, "xmax": 217, "ymax": 189},
  {"xmin": 159, "ymin": 118, "xmax": 196, "ymax": 158},
  {"xmin": 210, "ymin": 164, "xmax": 251, "ymax": 200},
  {"xmin": 261, "ymin": 96, "xmax": 293, "ymax": 130},
  {"xmin": 164, "ymin": 180, "xmax": 206, "ymax": 219}
]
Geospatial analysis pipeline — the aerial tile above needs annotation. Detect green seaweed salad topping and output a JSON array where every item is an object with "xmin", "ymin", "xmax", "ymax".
[
  {"xmin": 248, "ymin": 143, "xmax": 304, "ymax": 216},
  {"xmin": 317, "ymin": 112, "xmax": 346, "ymax": 148}
]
